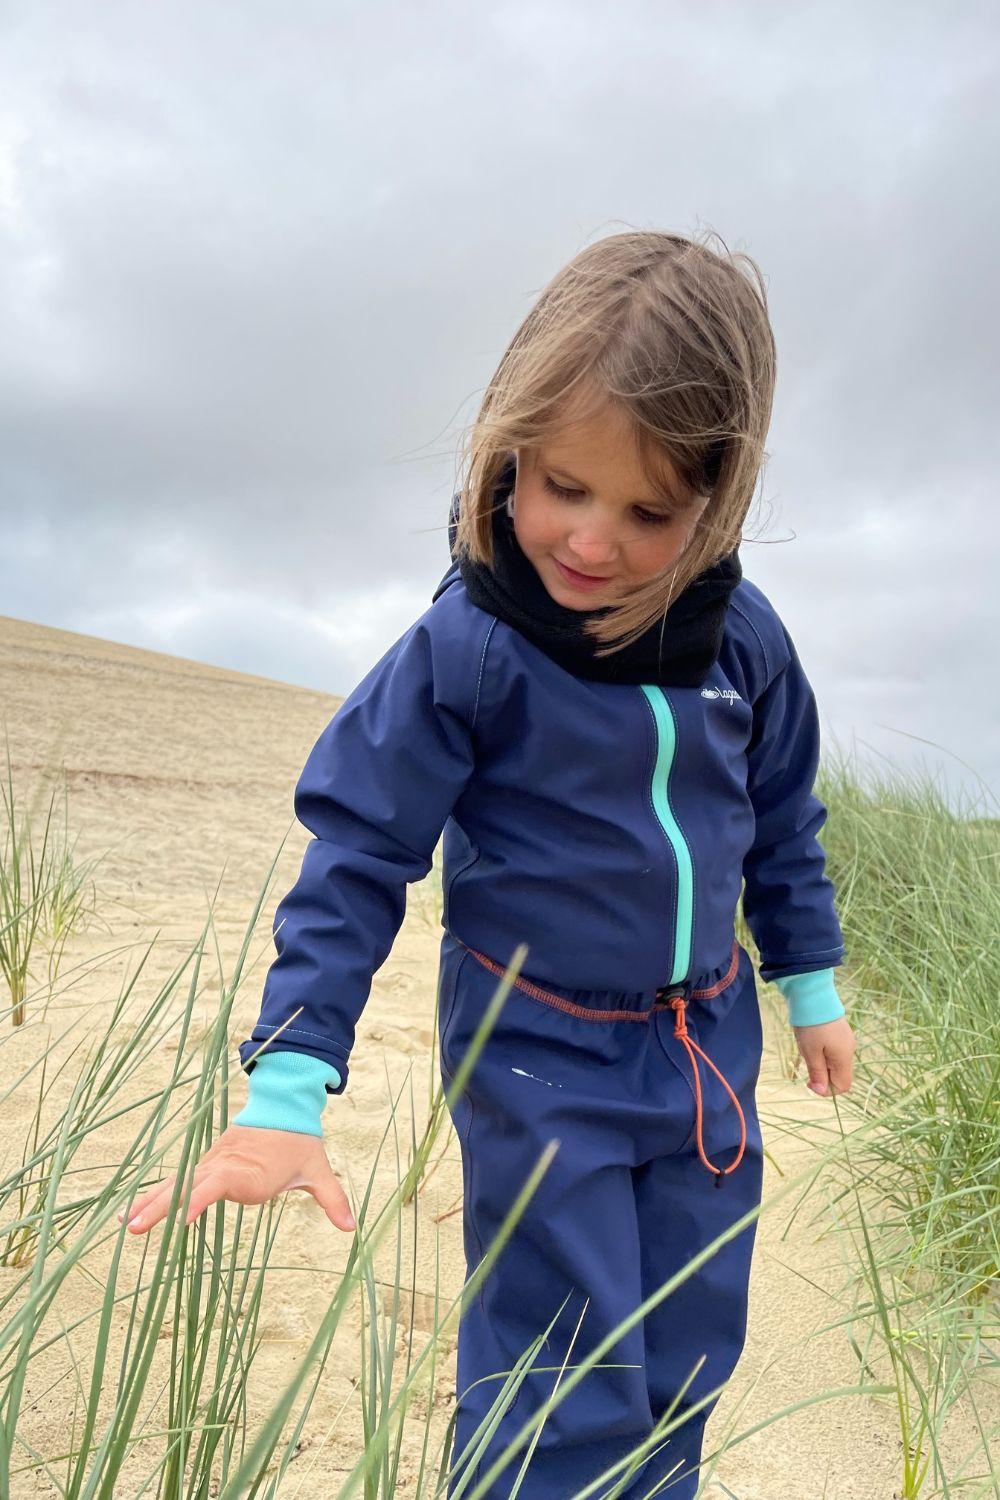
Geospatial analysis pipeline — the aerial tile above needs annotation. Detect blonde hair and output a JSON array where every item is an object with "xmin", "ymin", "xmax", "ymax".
[{"xmin": 452, "ymin": 228, "xmax": 777, "ymax": 656}]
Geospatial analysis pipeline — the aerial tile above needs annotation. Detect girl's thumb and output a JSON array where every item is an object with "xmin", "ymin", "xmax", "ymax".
[{"xmin": 310, "ymin": 1171, "xmax": 357, "ymax": 1231}]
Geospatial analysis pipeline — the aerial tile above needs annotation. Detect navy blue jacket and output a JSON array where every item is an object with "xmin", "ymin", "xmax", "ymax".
[{"xmin": 236, "ymin": 563, "xmax": 846, "ymax": 1108}]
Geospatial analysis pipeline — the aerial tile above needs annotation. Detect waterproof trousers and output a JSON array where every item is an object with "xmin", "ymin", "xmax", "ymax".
[{"xmin": 436, "ymin": 928, "xmax": 765, "ymax": 1500}]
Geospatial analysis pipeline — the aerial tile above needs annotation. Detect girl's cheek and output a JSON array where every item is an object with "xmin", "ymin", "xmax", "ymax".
[
  {"xmin": 628, "ymin": 541, "xmax": 680, "ymax": 581},
  {"xmin": 520, "ymin": 513, "xmax": 560, "ymax": 550}
]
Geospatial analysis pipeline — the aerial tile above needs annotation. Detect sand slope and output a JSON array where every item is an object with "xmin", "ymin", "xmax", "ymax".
[{"xmin": 2, "ymin": 611, "xmax": 989, "ymax": 1498}]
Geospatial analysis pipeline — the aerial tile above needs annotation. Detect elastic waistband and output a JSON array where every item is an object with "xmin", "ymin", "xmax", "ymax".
[
  {"xmin": 452, "ymin": 935, "xmax": 741, "ymax": 1020},
  {"xmin": 454, "ymin": 934, "xmax": 748, "ymax": 1182}
]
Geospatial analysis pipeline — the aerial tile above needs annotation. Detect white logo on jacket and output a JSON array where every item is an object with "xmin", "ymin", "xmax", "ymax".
[
  {"xmin": 511, "ymin": 1067, "xmax": 563, "ymax": 1089},
  {"xmin": 700, "ymin": 687, "xmax": 743, "ymax": 704}
]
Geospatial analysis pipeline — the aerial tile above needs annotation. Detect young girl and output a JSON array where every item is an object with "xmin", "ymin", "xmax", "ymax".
[{"xmin": 120, "ymin": 230, "xmax": 856, "ymax": 1498}]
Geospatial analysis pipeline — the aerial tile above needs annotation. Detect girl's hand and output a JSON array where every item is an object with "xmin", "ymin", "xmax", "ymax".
[
  {"xmin": 116, "ymin": 1125, "xmax": 357, "ymax": 1235},
  {"xmin": 793, "ymin": 1015, "xmax": 856, "ymax": 1096}
]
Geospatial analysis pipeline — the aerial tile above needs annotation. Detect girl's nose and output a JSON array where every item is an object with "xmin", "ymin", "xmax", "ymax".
[{"xmin": 565, "ymin": 526, "xmax": 619, "ymax": 568}]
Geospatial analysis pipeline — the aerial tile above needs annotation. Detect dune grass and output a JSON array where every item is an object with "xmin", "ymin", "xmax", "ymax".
[
  {"xmin": 0, "ymin": 727, "xmax": 105, "ymax": 1026},
  {"xmin": 0, "ymin": 893, "xmax": 899, "ymax": 1497},
  {"xmin": 742, "ymin": 733, "xmax": 1000, "ymax": 1494},
  {"xmin": 803, "ymin": 740, "xmax": 997, "ymax": 1312},
  {"xmin": 1, "ymin": 738, "xmax": 998, "ymax": 1494}
]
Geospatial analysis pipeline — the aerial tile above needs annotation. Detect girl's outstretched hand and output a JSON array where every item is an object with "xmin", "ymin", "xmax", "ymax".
[
  {"xmin": 793, "ymin": 1015, "xmax": 856, "ymax": 1097},
  {"xmin": 116, "ymin": 1125, "xmax": 357, "ymax": 1236}
]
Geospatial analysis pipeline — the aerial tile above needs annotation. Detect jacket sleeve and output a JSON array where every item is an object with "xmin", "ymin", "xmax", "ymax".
[
  {"xmin": 740, "ymin": 620, "xmax": 846, "ymax": 1014},
  {"xmin": 237, "ymin": 608, "xmax": 483, "ymax": 1095}
]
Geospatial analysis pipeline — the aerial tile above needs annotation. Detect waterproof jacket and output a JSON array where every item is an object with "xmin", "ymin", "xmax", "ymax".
[{"xmin": 236, "ymin": 558, "xmax": 846, "ymax": 1107}]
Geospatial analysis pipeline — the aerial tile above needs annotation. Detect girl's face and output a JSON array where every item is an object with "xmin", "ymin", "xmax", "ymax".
[{"xmin": 512, "ymin": 402, "xmax": 709, "ymax": 611}]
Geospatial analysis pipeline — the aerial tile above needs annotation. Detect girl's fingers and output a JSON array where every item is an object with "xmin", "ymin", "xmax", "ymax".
[
  {"xmin": 181, "ymin": 1174, "xmax": 228, "ymax": 1225},
  {"xmin": 305, "ymin": 1166, "xmax": 357, "ymax": 1231},
  {"xmin": 827, "ymin": 1058, "xmax": 854, "ymax": 1095},
  {"xmin": 117, "ymin": 1178, "xmax": 175, "ymax": 1230},
  {"xmin": 122, "ymin": 1179, "xmax": 185, "ymax": 1233},
  {"xmin": 119, "ymin": 1170, "xmax": 214, "ymax": 1234},
  {"xmin": 827, "ymin": 1062, "xmax": 851, "ymax": 1098}
]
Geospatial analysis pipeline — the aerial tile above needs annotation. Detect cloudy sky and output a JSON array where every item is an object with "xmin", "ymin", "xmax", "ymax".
[{"xmin": 2, "ymin": 2, "xmax": 997, "ymax": 811}]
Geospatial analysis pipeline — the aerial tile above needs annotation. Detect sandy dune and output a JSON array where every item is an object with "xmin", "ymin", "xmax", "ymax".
[{"xmin": 2, "ymin": 610, "xmax": 988, "ymax": 1498}]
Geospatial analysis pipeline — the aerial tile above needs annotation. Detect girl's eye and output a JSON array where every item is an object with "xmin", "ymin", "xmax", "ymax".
[
  {"xmin": 543, "ymin": 475, "xmax": 672, "ymax": 527},
  {"xmin": 543, "ymin": 476, "xmax": 580, "ymax": 501}
]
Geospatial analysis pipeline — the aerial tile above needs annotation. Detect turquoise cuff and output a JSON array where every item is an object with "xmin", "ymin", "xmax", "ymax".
[
  {"xmin": 232, "ymin": 1050, "xmax": 342, "ymax": 1136},
  {"xmin": 774, "ymin": 969, "xmax": 846, "ymax": 1027}
]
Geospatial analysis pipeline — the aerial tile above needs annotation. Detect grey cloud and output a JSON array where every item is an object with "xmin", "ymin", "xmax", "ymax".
[{"xmin": 2, "ymin": 0, "xmax": 998, "ymax": 806}]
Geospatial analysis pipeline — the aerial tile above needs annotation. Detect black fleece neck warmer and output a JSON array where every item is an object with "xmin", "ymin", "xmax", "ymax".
[{"xmin": 431, "ymin": 457, "xmax": 742, "ymax": 687}]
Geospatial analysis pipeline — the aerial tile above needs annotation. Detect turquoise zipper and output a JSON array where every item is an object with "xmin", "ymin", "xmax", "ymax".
[{"xmin": 639, "ymin": 684, "xmax": 693, "ymax": 985}]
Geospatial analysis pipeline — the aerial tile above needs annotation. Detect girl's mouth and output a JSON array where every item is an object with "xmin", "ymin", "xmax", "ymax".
[{"xmin": 553, "ymin": 557, "xmax": 614, "ymax": 591}]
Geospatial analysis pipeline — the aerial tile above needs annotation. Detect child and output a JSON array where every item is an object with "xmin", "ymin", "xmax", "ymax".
[{"xmin": 120, "ymin": 230, "xmax": 856, "ymax": 1498}]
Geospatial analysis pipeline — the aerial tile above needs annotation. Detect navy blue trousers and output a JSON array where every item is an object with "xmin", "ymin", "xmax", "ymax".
[{"xmin": 436, "ymin": 929, "xmax": 765, "ymax": 1500}]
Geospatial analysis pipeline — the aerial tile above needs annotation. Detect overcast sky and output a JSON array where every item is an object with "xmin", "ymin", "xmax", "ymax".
[{"xmin": 2, "ymin": 2, "xmax": 998, "ymax": 813}]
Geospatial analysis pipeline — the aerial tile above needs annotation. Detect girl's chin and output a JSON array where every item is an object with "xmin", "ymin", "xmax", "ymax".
[{"xmin": 549, "ymin": 593, "xmax": 604, "ymax": 611}]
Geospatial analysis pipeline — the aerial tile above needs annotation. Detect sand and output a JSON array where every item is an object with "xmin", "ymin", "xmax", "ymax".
[{"xmin": 1, "ymin": 610, "xmax": 995, "ymax": 1499}]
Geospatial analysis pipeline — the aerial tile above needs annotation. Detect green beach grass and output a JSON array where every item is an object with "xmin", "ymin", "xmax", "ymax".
[{"xmin": 1, "ymin": 732, "xmax": 998, "ymax": 1496}]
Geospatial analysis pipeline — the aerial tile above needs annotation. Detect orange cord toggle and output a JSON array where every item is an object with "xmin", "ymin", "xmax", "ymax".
[
  {"xmin": 458, "ymin": 936, "xmax": 748, "ymax": 1185},
  {"xmin": 668, "ymin": 996, "xmax": 747, "ymax": 1184}
]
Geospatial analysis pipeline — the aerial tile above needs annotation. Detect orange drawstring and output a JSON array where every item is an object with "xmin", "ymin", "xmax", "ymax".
[
  {"xmin": 667, "ymin": 995, "xmax": 747, "ymax": 1186},
  {"xmin": 458, "ymin": 939, "xmax": 748, "ymax": 1185}
]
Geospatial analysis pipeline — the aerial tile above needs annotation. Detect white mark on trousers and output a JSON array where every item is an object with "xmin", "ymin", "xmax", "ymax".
[{"xmin": 511, "ymin": 1066, "xmax": 563, "ymax": 1088}]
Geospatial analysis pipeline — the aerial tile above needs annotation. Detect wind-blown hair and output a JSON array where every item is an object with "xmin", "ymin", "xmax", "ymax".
[{"xmin": 451, "ymin": 228, "xmax": 777, "ymax": 656}]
